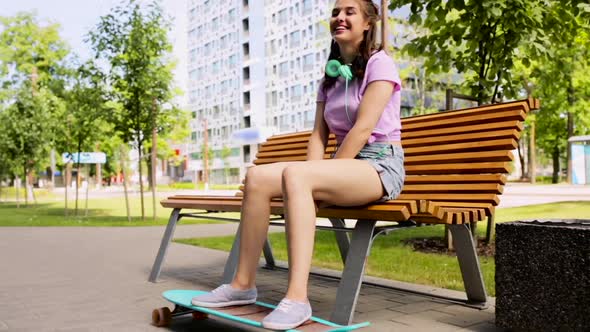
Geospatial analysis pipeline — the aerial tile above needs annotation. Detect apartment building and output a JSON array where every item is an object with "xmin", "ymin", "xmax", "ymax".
[{"xmin": 185, "ymin": 0, "xmax": 451, "ymax": 185}]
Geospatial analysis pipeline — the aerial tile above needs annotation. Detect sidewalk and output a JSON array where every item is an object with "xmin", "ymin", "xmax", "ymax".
[
  {"xmin": 0, "ymin": 225, "xmax": 497, "ymax": 332},
  {"xmin": 2, "ymin": 183, "xmax": 586, "ymax": 331}
]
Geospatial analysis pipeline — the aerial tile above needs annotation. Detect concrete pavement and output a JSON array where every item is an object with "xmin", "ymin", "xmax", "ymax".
[
  {"xmin": 0, "ymin": 225, "xmax": 498, "ymax": 332},
  {"xmin": 1, "ymin": 183, "xmax": 588, "ymax": 331}
]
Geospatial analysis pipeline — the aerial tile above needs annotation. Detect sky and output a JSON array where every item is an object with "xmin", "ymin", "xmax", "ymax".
[{"xmin": 0, "ymin": 0, "xmax": 188, "ymax": 104}]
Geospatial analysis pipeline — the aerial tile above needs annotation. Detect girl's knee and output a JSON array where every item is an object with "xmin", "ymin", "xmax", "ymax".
[{"xmin": 282, "ymin": 165, "xmax": 309, "ymax": 191}]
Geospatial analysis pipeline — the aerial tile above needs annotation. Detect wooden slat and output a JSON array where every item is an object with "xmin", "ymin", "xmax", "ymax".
[
  {"xmin": 402, "ymin": 109, "xmax": 526, "ymax": 132},
  {"xmin": 402, "ymin": 183, "xmax": 503, "ymax": 194},
  {"xmin": 406, "ymin": 150, "xmax": 513, "ymax": 165},
  {"xmin": 405, "ymin": 174, "xmax": 506, "ymax": 185},
  {"xmin": 401, "ymin": 100, "xmax": 529, "ymax": 125},
  {"xmin": 405, "ymin": 139, "xmax": 517, "ymax": 156},
  {"xmin": 398, "ymin": 193, "xmax": 500, "ymax": 205},
  {"xmin": 405, "ymin": 162, "xmax": 511, "ymax": 175},
  {"xmin": 401, "ymin": 120, "xmax": 523, "ymax": 140},
  {"xmin": 401, "ymin": 129, "xmax": 520, "ymax": 148},
  {"xmin": 425, "ymin": 201, "xmax": 494, "ymax": 217}
]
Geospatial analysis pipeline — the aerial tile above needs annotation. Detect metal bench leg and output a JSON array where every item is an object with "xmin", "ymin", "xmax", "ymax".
[
  {"xmin": 330, "ymin": 219, "xmax": 377, "ymax": 326},
  {"xmin": 149, "ymin": 208, "xmax": 181, "ymax": 282},
  {"xmin": 222, "ymin": 223, "xmax": 242, "ymax": 283},
  {"xmin": 223, "ymin": 223, "xmax": 276, "ymax": 283},
  {"xmin": 262, "ymin": 237, "xmax": 276, "ymax": 268},
  {"xmin": 449, "ymin": 224, "xmax": 488, "ymax": 306},
  {"xmin": 329, "ymin": 218, "xmax": 350, "ymax": 264}
]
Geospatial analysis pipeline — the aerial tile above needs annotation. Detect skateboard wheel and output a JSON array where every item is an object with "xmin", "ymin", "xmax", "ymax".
[
  {"xmin": 192, "ymin": 311, "xmax": 208, "ymax": 320},
  {"xmin": 152, "ymin": 307, "xmax": 172, "ymax": 327}
]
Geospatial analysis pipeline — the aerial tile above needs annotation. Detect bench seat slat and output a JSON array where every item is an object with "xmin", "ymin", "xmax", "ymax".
[
  {"xmin": 405, "ymin": 150, "xmax": 513, "ymax": 165},
  {"xmin": 161, "ymin": 197, "xmax": 412, "ymax": 222},
  {"xmin": 402, "ymin": 183, "xmax": 503, "ymax": 194},
  {"xmin": 402, "ymin": 109, "xmax": 526, "ymax": 131},
  {"xmin": 256, "ymin": 141, "xmax": 516, "ymax": 161},
  {"xmin": 401, "ymin": 101, "xmax": 529, "ymax": 125},
  {"xmin": 398, "ymin": 193, "xmax": 500, "ymax": 205},
  {"xmin": 402, "ymin": 106, "xmax": 527, "ymax": 128},
  {"xmin": 401, "ymin": 129, "xmax": 520, "ymax": 148},
  {"xmin": 404, "ymin": 140, "xmax": 517, "ymax": 156},
  {"xmin": 405, "ymin": 162, "xmax": 510, "ymax": 175},
  {"xmin": 405, "ymin": 174, "xmax": 506, "ymax": 184},
  {"xmin": 401, "ymin": 120, "xmax": 523, "ymax": 140}
]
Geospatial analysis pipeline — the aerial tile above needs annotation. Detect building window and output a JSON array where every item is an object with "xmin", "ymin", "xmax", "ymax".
[
  {"xmin": 290, "ymin": 30, "xmax": 300, "ymax": 48},
  {"xmin": 279, "ymin": 61, "xmax": 289, "ymax": 77},
  {"xmin": 303, "ymin": 53, "xmax": 314, "ymax": 72},
  {"xmin": 303, "ymin": 0, "xmax": 312, "ymax": 15}
]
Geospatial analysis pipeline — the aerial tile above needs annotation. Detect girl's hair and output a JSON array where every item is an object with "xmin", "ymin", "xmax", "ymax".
[{"xmin": 321, "ymin": 0, "xmax": 382, "ymax": 93}]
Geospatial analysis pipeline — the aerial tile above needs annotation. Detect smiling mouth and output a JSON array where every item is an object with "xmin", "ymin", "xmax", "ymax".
[{"xmin": 333, "ymin": 26, "xmax": 348, "ymax": 34}]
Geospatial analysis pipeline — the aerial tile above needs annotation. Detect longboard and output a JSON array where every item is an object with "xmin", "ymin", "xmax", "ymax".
[{"xmin": 152, "ymin": 289, "xmax": 370, "ymax": 331}]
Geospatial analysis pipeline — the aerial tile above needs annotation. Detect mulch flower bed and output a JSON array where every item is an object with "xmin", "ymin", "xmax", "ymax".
[{"xmin": 403, "ymin": 237, "xmax": 495, "ymax": 257}]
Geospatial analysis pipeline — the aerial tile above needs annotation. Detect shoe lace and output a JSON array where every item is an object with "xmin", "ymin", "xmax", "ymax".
[
  {"xmin": 276, "ymin": 299, "xmax": 294, "ymax": 313},
  {"xmin": 212, "ymin": 284, "xmax": 229, "ymax": 295}
]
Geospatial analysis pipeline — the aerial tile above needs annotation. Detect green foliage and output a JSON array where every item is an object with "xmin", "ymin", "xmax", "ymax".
[
  {"xmin": 390, "ymin": 0, "xmax": 550, "ymax": 104},
  {"xmin": 527, "ymin": 8, "xmax": 590, "ymax": 179},
  {"xmin": 0, "ymin": 12, "xmax": 69, "ymax": 184},
  {"xmin": 0, "ymin": 13, "xmax": 69, "ymax": 95},
  {"xmin": 89, "ymin": 0, "xmax": 180, "ymax": 218}
]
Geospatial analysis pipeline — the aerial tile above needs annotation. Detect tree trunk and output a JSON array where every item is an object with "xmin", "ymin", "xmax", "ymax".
[
  {"xmin": 151, "ymin": 102, "xmax": 158, "ymax": 221},
  {"xmin": 120, "ymin": 145, "xmax": 131, "ymax": 222},
  {"xmin": 552, "ymin": 145, "xmax": 560, "ymax": 184},
  {"xmin": 75, "ymin": 141, "xmax": 82, "ymax": 216},
  {"xmin": 566, "ymin": 112, "xmax": 574, "ymax": 183},
  {"xmin": 85, "ymin": 164, "xmax": 90, "ymax": 217},
  {"xmin": 23, "ymin": 164, "xmax": 28, "ymax": 206},
  {"xmin": 517, "ymin": 135, "xmax": 527, "ymax": 180},
  {"xmin": 529, "ymin": 118, "xmax": 536, "ymax": 184},
  {"xmin": 137, "ymin": 139, "xmax": 145, "ymax": 220},
  {"xmin": 65, "ymin": 164, "xmax": 69, "ymax": 217},
  {"xmin": 15, "ymin": 175, "xmax": 20, "ymax": 208}
]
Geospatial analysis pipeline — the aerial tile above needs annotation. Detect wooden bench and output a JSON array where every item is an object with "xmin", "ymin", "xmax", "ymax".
[{"xmin": 149, "ymin": 98, "xmax": 539, "ymax": 325}]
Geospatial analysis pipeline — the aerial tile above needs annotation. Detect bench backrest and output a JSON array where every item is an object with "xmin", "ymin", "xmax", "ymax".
[{"xmin": 253, "ymin": 98, "xmax": 538, "ymax": 210}]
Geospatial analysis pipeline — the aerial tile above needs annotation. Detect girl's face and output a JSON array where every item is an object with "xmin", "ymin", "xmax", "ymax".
[{"xmin": 330, "ymin": 0, "xmax": 370, "ymax": 47}]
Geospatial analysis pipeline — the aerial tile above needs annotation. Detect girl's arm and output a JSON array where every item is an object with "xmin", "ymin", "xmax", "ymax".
[
  {"xmin": 333, "ymin": 80, "xmax": 394, "ymax": 159},
  {"xmin": 307, "ymin": 101, "xmax": 330, "ymax": 161}
]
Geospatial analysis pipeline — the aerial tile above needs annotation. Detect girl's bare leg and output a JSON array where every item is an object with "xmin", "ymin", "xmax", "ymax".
[
  {"xmin": 230, "ymin": 162, "xmax": 296, "ymax": 290},
  {"xmin": 281, "ymin": 159, "xmax": 384, "ymax": 301}
]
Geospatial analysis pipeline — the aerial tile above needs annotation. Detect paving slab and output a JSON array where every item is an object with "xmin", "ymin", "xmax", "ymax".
[{"xmin": 0, "ymin": 225, "xmax": 498, "ymax": 331}]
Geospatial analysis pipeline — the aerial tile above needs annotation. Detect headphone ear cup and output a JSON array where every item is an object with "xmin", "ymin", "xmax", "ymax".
[
  {"xmin": 340, "ymin": 65, "xmax": 353, "ymax": 81},
  {"xmin": 325, "ymin": 59, "xmax": 342, "ymax": 78}
]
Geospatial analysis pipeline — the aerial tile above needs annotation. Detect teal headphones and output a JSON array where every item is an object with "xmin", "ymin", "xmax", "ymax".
[
  {"xmin": 325, "ymin": 59, "xmax": 354, "ymax": 124},
  {"xmin": 325, "ymin": 59, "xmax": 390, "ymax": 159}
]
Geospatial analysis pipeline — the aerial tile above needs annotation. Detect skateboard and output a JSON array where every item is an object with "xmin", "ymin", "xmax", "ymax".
[{"xmin": 152, "ymin": 289, "xmax": 370, "ymax": 331}]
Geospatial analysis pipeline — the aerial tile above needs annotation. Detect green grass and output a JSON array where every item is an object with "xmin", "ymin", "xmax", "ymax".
[
  {"xmin": 156, "ymin": 183, "xmax": 241, "ymax": 191},
  {"xmin": 175, "ymin": 201, "xmax": 590, "ymax": 296},
  {"xmin": 0, "ymin": 193, "xmax": 231, "ymax": 226}
]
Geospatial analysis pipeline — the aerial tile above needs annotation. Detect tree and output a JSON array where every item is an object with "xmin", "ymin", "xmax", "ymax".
[
  {"xmin": 0, "ymin": 12, "xmax": 69, "ymax": 204},
  {"xmin": 529, "ymin": 26, "xmax": 590, "ymax": 182},
  {"xmin": 89, "ymin": 0, "xmax": 178, "ymax": 220},
  {"xmin": 61, "ymin": 61, "xmax": 111, "ymax": 215},
  {"xmin": 221, "ymin": 146, "xmax": 232, "ymax": 185},
  {"xmin": 1, "ymin": 86, "xmax": 59, "ymax": 206},
  {"xmin": 390, "ymin": 0, "xmax": 550, "ymax": 105}
]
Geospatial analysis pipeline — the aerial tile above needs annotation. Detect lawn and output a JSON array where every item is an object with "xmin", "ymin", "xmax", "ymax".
[
  {"xmin": 0, "ymin": 192, "xmax": 226, "ymax": 226},
  {"xmin": 174, "ymin": 201, "xmax": 590, "ymax": 296}
]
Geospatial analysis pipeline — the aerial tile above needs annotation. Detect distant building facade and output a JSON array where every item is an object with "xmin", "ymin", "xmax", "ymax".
[{"xmin": 184, "ymin": 0, "xmax": 456, "ymax": 184}]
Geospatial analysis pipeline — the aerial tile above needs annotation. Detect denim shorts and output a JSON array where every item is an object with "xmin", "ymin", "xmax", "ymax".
[{"xmin": 353, "ymin": 143, "xmax": 405, "ymax": 202}]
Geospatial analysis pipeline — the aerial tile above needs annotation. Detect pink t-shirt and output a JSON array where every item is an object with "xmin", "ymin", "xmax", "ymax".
[{"xmin": 317, "ymin": 50, "xmax": 402, "ymax": 144}]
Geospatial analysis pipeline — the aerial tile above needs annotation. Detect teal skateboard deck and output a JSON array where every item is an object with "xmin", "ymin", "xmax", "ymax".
[{"xmin": 152, "ymin": 289, "xmax": 369, "ymax": 331}]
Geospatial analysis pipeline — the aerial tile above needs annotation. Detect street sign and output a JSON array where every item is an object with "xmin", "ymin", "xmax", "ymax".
[{"xmin": 62, "ymin": 152, "xmax": 107, "ymax": 164}]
